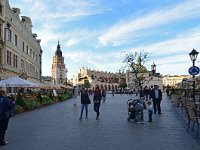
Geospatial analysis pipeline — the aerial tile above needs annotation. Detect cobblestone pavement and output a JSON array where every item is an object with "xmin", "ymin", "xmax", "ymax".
[{"xmin": 1, "ymin": 93, "xmax": 200, "ymax": 150}]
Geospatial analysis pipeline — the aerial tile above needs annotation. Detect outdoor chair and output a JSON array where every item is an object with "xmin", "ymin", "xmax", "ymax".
[
  {"xmin": 186, "ymin": 106, "xmax": 199, "ymax": 138},
  {"xmin": 178, "ymin": 96, "xmax": 187, "ymax": 114},
  {"xmin": 171, "ymin": 95, "xmax": 180, "ymax": 107}
]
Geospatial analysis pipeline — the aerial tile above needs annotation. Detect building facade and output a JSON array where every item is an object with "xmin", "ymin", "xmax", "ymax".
[
  {"xmin": 52, "ymin": 41, "xmax": 67, "ymax": 85},
  {"xmin": 72, "ymin": 67, "xmax": 126, "ymax": 90},
  {"xmin": 0, "ymin": 0, "xmax": 42, "ymax": 82},
  {"xmin": 162, "ymin": 75, "xmax": 191, "ymax": 88}
]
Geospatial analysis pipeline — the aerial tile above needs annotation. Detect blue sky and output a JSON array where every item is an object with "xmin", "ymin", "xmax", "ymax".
[{"xmin": 9, "ymin": 0, "xmax": 200, "ymax": 79}]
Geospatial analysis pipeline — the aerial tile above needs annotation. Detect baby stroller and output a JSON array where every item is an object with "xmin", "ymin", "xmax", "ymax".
[{"xmin": 127, "ymin": 99, "xmax": 138, "ymax": 121}]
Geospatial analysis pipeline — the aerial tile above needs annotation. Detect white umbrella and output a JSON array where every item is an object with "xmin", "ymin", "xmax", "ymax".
[{"xmin": 0, "ymin": 77, "xmax": 38, "ymax": 87}]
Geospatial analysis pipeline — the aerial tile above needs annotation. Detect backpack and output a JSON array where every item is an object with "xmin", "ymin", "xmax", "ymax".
[{"xmin": 0, "ymin": 97, "xmax": 10, "ymax": 120}]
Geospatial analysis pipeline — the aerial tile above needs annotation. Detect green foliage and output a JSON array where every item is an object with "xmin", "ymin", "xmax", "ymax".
[
  {"xmin": 83, "ymin": 80, "xmax": 91, "ymax": 89},
  {"xmin": 48, "ymin": 93, "xmax": 53, "ymax": 100},
  {"xmin": 13, "ymin": 105, "xmax": 23, "ymax": 113},
  {"xmin": 58, "ymin": 95, "xmax": 65, "ymax": 101},
  {"xmin": 41, "ymin": 96, "xmax": 53, "ymax": 105},
  {"xmin": 16, "ymin": 95, "xmax": 41, "ymax": 111},
  {"xmin": 13, "ymin": 90, "xmax": 73, "ymax": 114},
  {"xmin": 119, "ymin": 83, "xmax": 127, "ymax": 89},
  {"xmin": 36, "ymin": 92, "xmax": 43, "ymax": 103},
  {"xmin": 123, "ymin": 51, "xmax": 149, "ymax": 88}
]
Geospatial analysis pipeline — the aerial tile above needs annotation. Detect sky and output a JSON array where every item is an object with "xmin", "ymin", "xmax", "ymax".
[{"xmin": 9, "ymin": 0, "xmax": 200, "ymax": 79}]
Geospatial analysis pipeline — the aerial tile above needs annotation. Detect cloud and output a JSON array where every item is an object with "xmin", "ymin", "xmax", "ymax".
[
  {"xmin": 99, "ymin": 0, "xmax": 200, "ymax": 46},
  {"xmin": 65, "ymin": 39, "xmax": 79, "ymax": 47},
  {"xmin": 138, "ymin": 27, "xmax": 200, "ymax": 55}
]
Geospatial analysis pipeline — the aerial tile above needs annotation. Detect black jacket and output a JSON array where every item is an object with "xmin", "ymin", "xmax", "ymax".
[
  {"xmin": 81, "ymin": 92, "xmax": 90, "ymax": 104},
  {"xmin": 151, "ymin": 89, "xmax": 162, "ymax": 100},
  {"xmin": 93, "ymin": 91, "xmax": 102, "ymax": 102}
]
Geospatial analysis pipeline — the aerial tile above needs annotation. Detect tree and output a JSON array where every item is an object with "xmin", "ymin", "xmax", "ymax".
[
  {"xmin": 119, "ymin": 83, "xmax": 127, "ymax": 89},
  {"xmin": 123, "ymin": 51, "xmax": 149, "ymax": 89},
  {"xmin": 83, "ymin": 80, "xmax": 91, "ymax": 89}
]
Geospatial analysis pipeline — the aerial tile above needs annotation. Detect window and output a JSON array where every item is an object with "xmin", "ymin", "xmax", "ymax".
[
  {"xmin": 0, "ymin": 25, "xmax": 2, "ymax": 38},
  {"xmin": 7, "ymin": 50, "xmax": 12, "ymax": 65},
  {"xmin": 21, "ymin": 59, "xmax": 24, "ymax": 70},
  {"xmin": 26, "ymin": 45, "xmax": 28, "ymax": 55},
  {"xmin": 13, "ymin": 54, "xmax": 18, "ymax": 68},
  {"xmin": 30, "ymin": 49, "xmax": 32, "ymax": 57},
  {"xmin": 0, "ymin": 5, "xmax": 2, "ymax": 15},
  {"xmin": 33, "ymin": 51, "xmax": 35, "ymax": 60},
  {"xmin": 14, "ymin": 34, "xmax": 17, "ymax": 46},
  {"xmin": 7, "ymin": 29, "xmax": 12, "ymax": 42},
  {"xmin": 22, "ymin": 42, "xmax": 24, "ymax": 52}
]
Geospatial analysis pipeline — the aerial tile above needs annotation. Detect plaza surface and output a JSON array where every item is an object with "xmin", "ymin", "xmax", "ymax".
[{"xmin": 1, "ymin": 93, "xmax": 200, "ymax": 150}]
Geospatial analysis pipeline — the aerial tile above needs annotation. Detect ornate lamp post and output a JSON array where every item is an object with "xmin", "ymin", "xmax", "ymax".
[{"xmin": 189, "ymin": 49, "xmax": 199, "ymax": 102}]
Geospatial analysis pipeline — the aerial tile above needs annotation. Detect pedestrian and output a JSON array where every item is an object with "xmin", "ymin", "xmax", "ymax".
[
  {"xmin": 151, "ymin": 85, "xmax": 162, "ymax": 114},
  {"xmin": 102, "ymin": 89, "xmax": 106, "ymax": 103},
  {"xmin": 93, "ymin": 87, "xmax": 102, "ymax": 120},
  {"xmin": 134, "ymin": 96, "xmax": 146, "ymax": 123},
  {"xmin": 147, "ymin": 101, "xmax": 153, "ymax": 122},
  {"xmin": 112, "ymin": 89, "xmax": 115, "ymax": 96},
  {"xmin": 0, "ymin": 90, "xmax": 15, "ymax": 146},
  {"xmin": 79, "ymin": 88, "xmax": 91, "ymax": 120},
  {"xmin": 138, "ymin": 88, "xmax": 145, "ymax": 98},
  {"xmin": 149, "ymin": 85, "xmax": 154, "ymax": 100},
  {"xmin": 166, "ymin": 85, "xmax": 170, "ymax": 96},
  {"xmin": 143, "ymin": 86, "xmax": 149, "ymax": 101},
  {"xmin": 73, "ymin": 86, "xmax": 79, "ymax": 106}
]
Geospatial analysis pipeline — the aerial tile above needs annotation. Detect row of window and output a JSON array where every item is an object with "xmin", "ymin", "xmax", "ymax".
[
  {"xmin": 6, "ymin": 50, "xmax": 39, "ymax": 77},
  {"xmin": 6, "ymin": 29, "xmax": 38, "ymax": 62}
]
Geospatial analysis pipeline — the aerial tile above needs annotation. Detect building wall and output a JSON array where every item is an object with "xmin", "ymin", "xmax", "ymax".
[
  {"xmin": 126, "ymin": 70, "xmax": 163, "ymax": 90},
  {"xmin": 162, "ymin": 75, "xmax": 191, "ymax": 87},
  {"xmin": 73, "ymin": 67, "xmax": 125, "ymax": 90},
  {"xmin": 0, "ymin": 0, "xmax": 42, "ymax": 82}
]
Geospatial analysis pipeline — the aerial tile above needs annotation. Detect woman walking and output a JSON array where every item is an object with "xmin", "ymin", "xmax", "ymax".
[
  {"xmin": 93, "ymin": 87, "xmax": 102, "ymax": 120},
  {"xmin": 79, "ymin": 88, "xmax": 90, "ymax": 120}
]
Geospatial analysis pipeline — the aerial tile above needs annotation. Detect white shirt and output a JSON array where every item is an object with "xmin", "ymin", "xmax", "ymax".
[{"xmin": 155, "ymin": 89, "xmax": 159, "ymax": 99}]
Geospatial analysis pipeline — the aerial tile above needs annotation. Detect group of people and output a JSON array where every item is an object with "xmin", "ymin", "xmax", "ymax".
[
  {"xmin": 0, "ymin": 90, "xmax": 15, "ymax": 147},
  {"xmin": 73, "ymin": 86, "xmax": 106, "ymax": 120},
  {"xmin": 75, "ymin": 84, "xmax": 162, "ymax": 123},
  {"xmin": 134, "ymin": 85, "xmax": 162, "ymax": 123}
]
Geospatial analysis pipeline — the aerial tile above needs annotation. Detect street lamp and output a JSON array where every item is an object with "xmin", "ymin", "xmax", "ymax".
[{"xmin": 189, "ymin": 48, "xmax": 199, "ymax": 102}]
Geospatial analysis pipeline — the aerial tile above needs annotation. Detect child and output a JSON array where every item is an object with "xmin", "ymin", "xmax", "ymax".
[{"xmin": 147, "ymin": 101, "xmax": 153, "ymax": 122}]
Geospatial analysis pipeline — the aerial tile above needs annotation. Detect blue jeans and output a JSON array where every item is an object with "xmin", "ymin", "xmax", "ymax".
[
  {"xmin": 80, "ymin": 104, "xmax": 89, "ymax": 118},
  {"xmin": 94, "ymin": 102, "xmax": 100, "ymax": 117}
]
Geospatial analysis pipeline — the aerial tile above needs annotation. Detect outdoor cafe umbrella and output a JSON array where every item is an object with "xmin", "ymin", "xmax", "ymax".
[{"xmin": 0, "ymin": 76, "xmax": 38, "ymax": 88}]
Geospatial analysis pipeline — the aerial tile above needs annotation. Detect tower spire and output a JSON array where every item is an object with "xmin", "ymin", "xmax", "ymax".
[{"xmin": 55, "ymin": 40, "xmax": 62, "ymax": 57}]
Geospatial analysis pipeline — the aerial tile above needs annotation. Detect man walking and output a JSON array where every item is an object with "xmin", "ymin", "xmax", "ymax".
[{"xmin": 151, "ymin": 85, "xmax": 162, "ymax": 114}]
